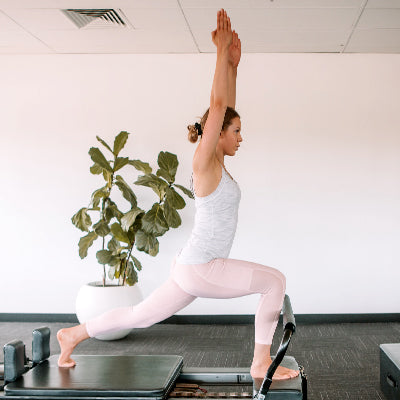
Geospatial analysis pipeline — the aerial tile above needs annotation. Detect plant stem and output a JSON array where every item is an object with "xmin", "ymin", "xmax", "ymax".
[
  {"xmin": 100, "ymin": 168, "xmax": 114, "ymax": 287},
  {"xmin": 102, "ymin": 236, "xmax": 105, "ymax": 286},
  {"xmin": 100, "ymin": 198, "xmax": 107, "ymax": 287},
  {"xmin": 118, "ymin": 259, "xmax": 123, "ymax": 286},
  {"xmin": 122, "ymin": 240, "xmax": 135, "ymax": 286}
]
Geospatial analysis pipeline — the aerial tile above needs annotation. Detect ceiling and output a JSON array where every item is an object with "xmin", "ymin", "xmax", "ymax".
[{"xmin": 0, "ymin": 0, "xmax": 399, "ymax": 54}]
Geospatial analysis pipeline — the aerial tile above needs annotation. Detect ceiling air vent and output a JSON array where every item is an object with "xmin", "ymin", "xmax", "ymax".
[{"xmin": 61, "ymin": 9, "xmax": 131, "ymax": 29}]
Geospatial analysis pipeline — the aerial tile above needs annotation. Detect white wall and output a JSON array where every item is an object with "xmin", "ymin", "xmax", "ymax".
[{"xmin": 0, "ymin": 53, "xmax": 399, "ymax": 315}]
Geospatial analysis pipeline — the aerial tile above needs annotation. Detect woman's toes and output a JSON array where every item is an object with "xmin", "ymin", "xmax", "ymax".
[{"xmin": 58, "ymin": 357, "xmax": 76, "ymax": 368}]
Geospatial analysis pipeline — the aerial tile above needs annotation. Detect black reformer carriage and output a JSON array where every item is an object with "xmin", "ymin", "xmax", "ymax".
[{"xmin": 1, "ymin": 295, "xmax": 307, "ymax": 399}]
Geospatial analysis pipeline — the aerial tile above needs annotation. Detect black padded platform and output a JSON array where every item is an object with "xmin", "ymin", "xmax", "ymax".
[{"xmin": 4, "ymin": 355, "xmax": 183, "ymax": 400}]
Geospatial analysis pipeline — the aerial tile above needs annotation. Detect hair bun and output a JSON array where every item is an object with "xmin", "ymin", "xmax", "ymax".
[
  {"xmin": 187, "ymin": 124, "xmax": 199, "ymax": 143},
  {"xmin": 194, "ymin": 122, "xmax": 203, "ymax": 136}
]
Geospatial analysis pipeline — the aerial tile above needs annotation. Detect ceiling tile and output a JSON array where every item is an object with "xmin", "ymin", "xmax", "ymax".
[
  {"xmin": 0, "ymin": 0, "xmax": 178, "ymax": 9},
  {"xmin": 346, "ymin": 28, "xmax": 400, "ymax": 52},
  {"xmin": 0, "ymin": 29, "xmax": 52, "ymax": 53},
  {"xmin": 34, "ymin": 28, "xmax": 197, "ymax": 54},
  {"xmin": 366, "ymin": 0, "xmax": 400, "ymax": 8},
  {"xmin": 122, "ymin": 8, "xmax": 188, "ymax": 31},
  {"xmin": 0, "ymin": 9, "xmax": 27, "ymax": 30},
  {"xmin": 184, "ymin": 7, "xmax": 360, "ymax": 31},
  {"xmin": 4, "ymin": 9, "xmax": 78, "ymax": 32},
  {"xmin": 357, "ymin": 9, "xmax": 400, "ymax": 29},
  {"xmin": 181, "ymin": 0, "xmax": 364, "ymax": 9}
]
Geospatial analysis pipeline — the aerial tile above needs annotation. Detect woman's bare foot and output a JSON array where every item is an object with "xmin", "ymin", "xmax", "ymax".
[
  {"xmin": 250, "ymin": 361, "xmax": 299, "ymax": 381},
  {"xmin": 57, "ymin": 324, "xmax": 89, "ymax": 367},
  {"xmin": 251, "ymin": 343, "xmax": 299, "ymax": 381}
]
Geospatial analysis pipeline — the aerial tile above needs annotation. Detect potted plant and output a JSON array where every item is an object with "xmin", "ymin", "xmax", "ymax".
[{"xmin": 71, "ymin": 131, "xmax": 193, "ymax": 340}]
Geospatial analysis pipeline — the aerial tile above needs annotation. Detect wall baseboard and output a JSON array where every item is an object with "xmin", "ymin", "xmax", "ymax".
[{"xmin": 1, "ymin": 313, "xmax": 399, "ymax": 324}]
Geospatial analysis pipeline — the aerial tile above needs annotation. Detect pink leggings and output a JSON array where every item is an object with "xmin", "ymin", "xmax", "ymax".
[{"xmin": 86, "ymin": 257, "xmax": 286, "ymax": 345}]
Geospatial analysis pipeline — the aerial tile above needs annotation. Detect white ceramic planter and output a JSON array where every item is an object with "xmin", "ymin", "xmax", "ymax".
[{"xmin": 75, "ymin": 281, "xmax": 143, "ymax": 341}]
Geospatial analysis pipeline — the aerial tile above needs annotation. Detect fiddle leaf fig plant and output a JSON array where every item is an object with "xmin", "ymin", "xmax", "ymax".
[{"xmin": 72, "ymin": 131, "xmax": 193, "ymax": 286}]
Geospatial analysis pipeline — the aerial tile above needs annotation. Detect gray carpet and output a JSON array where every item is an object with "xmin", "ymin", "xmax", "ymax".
[{"xmin": 1, "ymin": 321, "xmax": 399, "ymax": 399}]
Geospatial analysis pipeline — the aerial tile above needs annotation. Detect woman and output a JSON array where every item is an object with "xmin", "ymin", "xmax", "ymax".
[{"xmin": 57, "ymin": 8, "xmax": 299, "ymax": 381}]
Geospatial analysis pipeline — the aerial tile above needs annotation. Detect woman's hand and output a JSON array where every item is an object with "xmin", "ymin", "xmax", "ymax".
[
  {"xmin": 228, "ymin": 30, "xmax": 241, "ymax": 68},
  {"xmin": 212, "ymin": 13, "xmax": 241, "ymax": 67},
  {"xmin": 215, "ymin": 9, "xmax": 232, "ymax": 51}
]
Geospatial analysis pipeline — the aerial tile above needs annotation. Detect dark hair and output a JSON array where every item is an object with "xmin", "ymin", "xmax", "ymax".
[{"xmin": 187, "ymin": 106, "xmax": 240, "ymax": 143}]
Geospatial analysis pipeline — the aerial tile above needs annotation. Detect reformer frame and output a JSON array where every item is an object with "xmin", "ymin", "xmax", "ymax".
[{"xmin": 1, "ymin": 295, "xmax": 307, "ymax": 399}]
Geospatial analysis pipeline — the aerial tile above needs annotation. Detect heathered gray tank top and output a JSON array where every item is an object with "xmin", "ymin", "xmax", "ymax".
[{"xmin": 176, "ymin": 162, "xmax": 241, "ymax": 264}]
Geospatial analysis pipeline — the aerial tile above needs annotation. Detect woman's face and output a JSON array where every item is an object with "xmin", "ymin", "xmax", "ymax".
[{"xmin": 220, "ymin": 117, "xmax": 242, "ymax": 156}]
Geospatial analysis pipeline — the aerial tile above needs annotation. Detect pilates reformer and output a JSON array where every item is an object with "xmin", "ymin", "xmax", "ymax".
[{"xmin": 1, "ymin": 295, "xmax": 307, "ymax": 399}]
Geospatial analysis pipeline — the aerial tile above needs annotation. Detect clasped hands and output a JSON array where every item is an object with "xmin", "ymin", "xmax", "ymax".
[{"xmin": 211, "ymin": 9, "xmax": 241, "ymax": 68}]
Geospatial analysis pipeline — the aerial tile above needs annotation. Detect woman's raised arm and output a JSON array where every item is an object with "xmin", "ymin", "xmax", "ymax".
[
  {"xmin": 194, "ymin": 9, "xmax": 232, "ymax": 171},
  {"xmin": 211, "ymin": 29, "xmax": 241, "ymax": 109}
]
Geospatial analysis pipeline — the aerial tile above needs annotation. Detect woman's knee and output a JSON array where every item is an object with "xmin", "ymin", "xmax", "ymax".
[
  {"xmin": 270, "ymin": 267, "xmax": 286, "ymax": 294},
  {"xmin": 274, "ymin": 268, "xmax": 286, "ymax": 290},
  {"xmin": 250, "ymin": 266, "xmax": 286, "ymax": 295}
]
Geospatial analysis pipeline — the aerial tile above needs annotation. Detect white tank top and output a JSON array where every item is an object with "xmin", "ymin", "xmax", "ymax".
[{"xmin": 176, "ymin": 163, "xmax": 241, "ymax": 264}]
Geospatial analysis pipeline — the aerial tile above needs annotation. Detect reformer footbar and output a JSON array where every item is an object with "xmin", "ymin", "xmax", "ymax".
[{"xmin": 1, "ymin": 295, "xmax": 307, "ymax": 399}]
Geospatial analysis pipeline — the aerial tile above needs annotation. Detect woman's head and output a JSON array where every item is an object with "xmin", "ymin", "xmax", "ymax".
[{"xmin": 187, "ymin": 106, "xmax": 241, "ymax": 148}]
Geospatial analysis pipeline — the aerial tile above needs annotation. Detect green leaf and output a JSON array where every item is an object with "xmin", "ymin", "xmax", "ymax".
[
  {"xmin": 71, "ymin": 207, "xmax": 92, "ymax": 232},
  {"xmin": 121, "ymin": 207, "xmax": 144, "ymax": 232},
  {"xmin": 135, "ymin": 230, "xmax": 159, "ymax": 256},
  {"xmin": 126, "ymin": 261, "xmax": 138, "ymax": 286},
  {"xmin": 108, "ymin": 255, "xmax": 121, "ymax": 267},
  {"xmin": 113, "ymin": 259, "xmax": 122, "ymax": 279},
  {"xmin": 156, "ymin": 168, "xmax": 173, "ymax": 183},
  {"xmin": 165, "ymin": 187, "xmax": 186, "ymax": 210},
  {"xmin": 115, "ymin": 175, "xmax": 137, "ymax": 208},
  {"xmin": 111, "ymin": 222, "xmax": 130, "ymax": 244},
  {"xmin": 149, "ymin": 240, "xmax": 159, "ymax": 256},
  {"xmin": 96, "ymin": 136, "xmax": 113, "ymax": 154},
  {"xmin": 128, "ymin": 160, "xmax": 152, "ymax": 174},
  {"xmin": 113, "ymin": 131, "xmax": 129, "ymax": 157},
  {"xmin": 104, "ymin": 200, "xmax": 123, "ymax": 222},
  {"xmin": 102, "ymin": 169, "xmax": 113, "ymax": 187},
  {"xmin": 107, "ymin": 237, "xmax": 120, "ymax": 253},
  {"xmin": 141, "ymin": 203, "xmax": 169, "ymax": 237},
  {"xmin": 131, "ymin": 255, "xmax": 142, "ymax": 271},
  {"xmin": 78, "ymin": 231, "xmax": 98, "ymax": 258},
  {"xmin": 174, "ymin": 184, "xmax": 194, "ymax": 199},
  {"xmin": 96, "ymin": 249, "xmax": 112, "ymax": 264},
  {"xmin": 163, "ymin": 199, "xmax": 181, "ymax": 228},
  {"xmin": 114, "ymin": 259, "xmax": 122, "ymax": 279},
  {"xmin": 131, "ymin": 213, "xmax": 143, "ymax": 232},
  {"xmin": 127, "ymin": 229, "xmax": 135, "ymax": 244},
  {"xmin": 135, "ymin": 174, "xmax": 167, "ymax": 188},
  {"xmin": 89, "ymin": 147, "xmax": 113, "ymax": 173},
  {"xmin": 157, "ymin": 151, "xmax": 178, "ymax": 182},
  {"xmin": 108, "ymin": 266, "xmax": 116, "ymax": 280},
  {"xmin": 93, "ymin": 220, "xmax": 111, "ymax": 237},
  {"xmin": 118, "ymin": 259, "xmax": 127, "ymax": 285},
  {"xmin": 114, "ymin": 157, "xmax": 129, "ymax": 172},
  {"xmin": 135, "ymin": 174, "xmax": 168, "ymax": 199},
  {"xmin": 90, "ymin": 163, "xmax": 103, "ymax": 175},
  {"xmin": 90, "ymin": 187, "xmax": 109, "ymax": 208}
]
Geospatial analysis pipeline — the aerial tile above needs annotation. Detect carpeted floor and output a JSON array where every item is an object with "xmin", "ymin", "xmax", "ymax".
[{"xmin": 1, "ymin": 321, "xmax": 399, "ymax": 399}]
